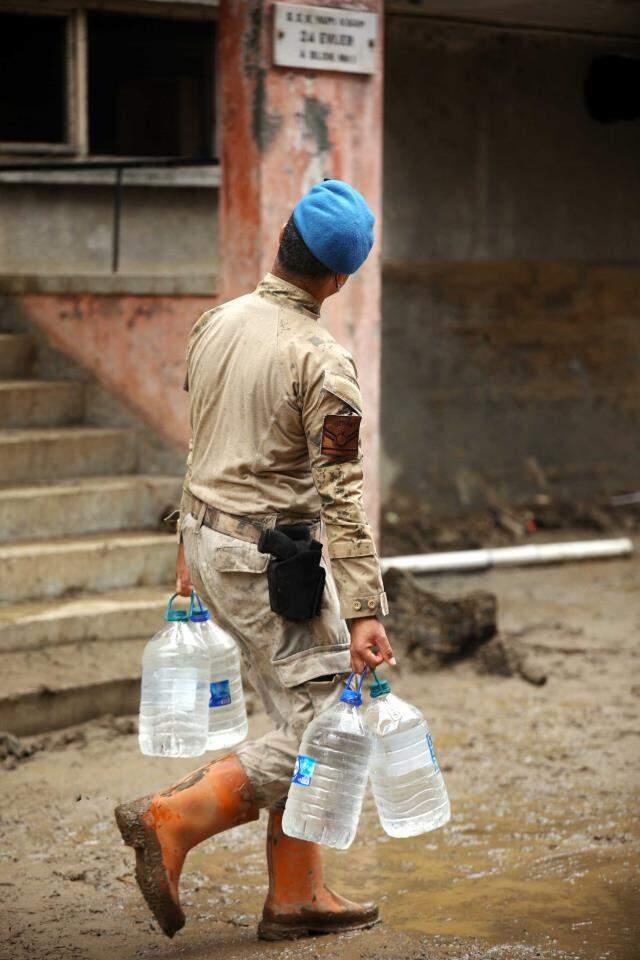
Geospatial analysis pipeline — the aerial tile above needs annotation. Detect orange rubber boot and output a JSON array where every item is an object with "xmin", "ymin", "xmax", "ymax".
[
  {"xmin": 258, "ymin": 809, "xmax": 379, "ymax": 940},
  {"xmin": 115, "ymin": 754, "xmax": 258, "ymax": 938}
]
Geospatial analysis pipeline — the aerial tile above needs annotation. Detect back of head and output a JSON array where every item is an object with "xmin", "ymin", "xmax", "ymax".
[
  {"xmin": 278, "ymin": 179, "xmax": 375, "ymax": 280},
  {"xmin": 278, "ymin": 217, "xmax": 333, "ymax": 280}
]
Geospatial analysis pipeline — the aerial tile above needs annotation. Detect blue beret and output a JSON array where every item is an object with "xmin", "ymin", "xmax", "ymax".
[{"xmin": 292, "ymin": 179, "xmax": 375, "ymax": 275}]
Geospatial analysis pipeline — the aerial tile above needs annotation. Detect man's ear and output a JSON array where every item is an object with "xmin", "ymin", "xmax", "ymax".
[{"xmin": 279, "ymin": 222, "xmax": 287, "ymax": 244}]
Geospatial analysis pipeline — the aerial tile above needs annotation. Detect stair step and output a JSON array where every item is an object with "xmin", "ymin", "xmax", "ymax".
[
  {"xmin": 0, "ymin": 379, "xmax": 85, "ymax": 427},
  {"xmin": 0, "ymin": 636, "xmax": 145, "ymax": 735},
  {"xmin": 0, "ymin": 530, "xmax": 176, "ymax": 602},
  {"xmin": 0, "ymin": 475, "xmax": 182, "ymax": 542},
  {"xmin": 0, "ymin": 334, "xmax": 34, "ymax": 379},
  {"xmin": 0, "ymin": 426, "xmax": 138, "ymax": 483},
  {"xmin": 0, "ymin": 586, "xmax": 170, "ymax": 656},
  {"xmin": 0, "ymin": 585, "xmax": 170, "ymax": 653}
]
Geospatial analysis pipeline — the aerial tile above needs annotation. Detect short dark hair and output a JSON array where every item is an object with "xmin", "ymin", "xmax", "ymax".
[{"xmin": 277, "ymin": 216, "xmax": 332, "ymax": 280}]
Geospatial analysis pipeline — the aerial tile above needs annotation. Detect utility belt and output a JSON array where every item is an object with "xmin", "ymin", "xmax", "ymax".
[
  {"xmin": 187, "ymin": 494, "xmax": 325, "ymax": 621},
  {"xmin": 187, "ymin": 493, "xmax": 320, "ymax": 544}
]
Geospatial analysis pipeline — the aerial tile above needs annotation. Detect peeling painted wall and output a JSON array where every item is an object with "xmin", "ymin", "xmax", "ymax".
[
  {"xmin": 6, "ymin": 292, "xmax": 216, "ymax": 449},
  {"xmin": 382, "ymin": 18, "xmax": 640, "ymax": 511}
]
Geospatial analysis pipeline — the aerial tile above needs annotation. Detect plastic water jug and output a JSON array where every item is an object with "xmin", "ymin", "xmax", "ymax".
[
  {"xmin": 282, "ymin": 672, "xmax": 371, "ymax": 850},
  {"xmin": 138, "ymin": 594, "xmax": 210, "ymax": 757},
  {"xmin": 189, "ymin": 594, "xmax": 248, "ymax": 751},
  {"xmin": 365, "ymin": 672, "xmax": 450, "ymax": 837}
]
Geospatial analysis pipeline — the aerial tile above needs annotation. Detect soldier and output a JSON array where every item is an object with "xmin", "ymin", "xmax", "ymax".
[{"xmin": 115, "ymin": 179, "xmax": 395, "ymax": 942}]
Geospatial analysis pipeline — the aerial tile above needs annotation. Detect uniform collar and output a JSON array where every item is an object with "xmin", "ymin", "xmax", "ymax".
[{"xmin": 256, "ymin": 273, "xmax": 321, "ymax": 319}]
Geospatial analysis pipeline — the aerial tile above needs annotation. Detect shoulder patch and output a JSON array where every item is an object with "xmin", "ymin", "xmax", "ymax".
[{"xmin": 321, "ymin": 414, "xmax": 362, "ymax": 461}]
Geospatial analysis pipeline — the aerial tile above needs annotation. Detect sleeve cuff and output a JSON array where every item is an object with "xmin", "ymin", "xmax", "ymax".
[{"xmin": 340, "ymin": 591, "xmax": 389, "ymax": 620}]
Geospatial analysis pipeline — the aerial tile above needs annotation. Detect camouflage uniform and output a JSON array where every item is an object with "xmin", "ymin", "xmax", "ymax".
[{"xmin": 179, "ymin": 274, "xmax": 387, "ymax": 808}]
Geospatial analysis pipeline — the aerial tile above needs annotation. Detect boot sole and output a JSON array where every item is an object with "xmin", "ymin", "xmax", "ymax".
[
  {"xmin": 114, "ymin": 800, "xmax": 185, "ymax": 939},
  {"xmin": 257, "ymin": 916, "xmax": 380, "ymax": 941}
]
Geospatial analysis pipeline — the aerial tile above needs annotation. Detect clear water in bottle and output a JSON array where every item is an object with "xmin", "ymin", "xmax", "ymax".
[
  {"xmin": 365, "ymin": 674, "xmax": 450, "ymax": 838},
  {"xmin": 282, "ymin": 674, "xmax": 371, "ymax": 850},
  {"xmin": 138, "ymin": 594, "xmax": 210, "ymax": 757},
  {"xmin": 189, "ymin": 596, "xmax": 248, "ymax": 751}
]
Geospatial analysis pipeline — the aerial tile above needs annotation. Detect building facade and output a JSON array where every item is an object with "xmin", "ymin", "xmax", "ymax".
[{"xmin": 1, "ymin": 0, "xmax": 639, "ymax": 519}]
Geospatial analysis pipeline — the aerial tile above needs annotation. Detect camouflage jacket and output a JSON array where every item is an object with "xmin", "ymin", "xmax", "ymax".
[{"xmin": 179, "ymin": 273, "xmax": 388, "ymax": 620}]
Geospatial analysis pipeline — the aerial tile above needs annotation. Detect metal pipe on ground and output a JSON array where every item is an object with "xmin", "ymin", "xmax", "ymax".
[{"xmin": 380, "ymin": 538, "xmax": 634, "ymax": 575}]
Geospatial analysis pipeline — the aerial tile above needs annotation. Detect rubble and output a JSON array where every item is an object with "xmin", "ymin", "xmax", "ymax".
[
  {"xmin": 0, "ymin": 714, "xmax": 141, "ymax": 771},
  {"xmin": 381, "ymin": 495, "xmax": 640, "ymax": 557},
  {"xmin": 383, "ymin": 568, "xmax": 547, "ymax": 685},
  {"xmin": 0, "ymin": 730, "xmax": 34, "ymax": 770},
  {"xmin": 383, "ymin": 567, "xmax": 497, "ymax": 665},
  {"xmin": 475, "ymin": 636, "xmax": 548, "ymax": 686}
]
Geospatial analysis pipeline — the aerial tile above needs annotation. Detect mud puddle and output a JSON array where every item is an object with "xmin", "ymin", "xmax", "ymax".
[{"xmin": 329, "ymin": 800, "xmax": 638, "ymax": 960}]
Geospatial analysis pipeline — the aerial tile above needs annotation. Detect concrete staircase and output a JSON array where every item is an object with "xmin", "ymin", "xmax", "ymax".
[{"xmin": 0, "ymin": 333, "xmax": 183, "ymax": 736}]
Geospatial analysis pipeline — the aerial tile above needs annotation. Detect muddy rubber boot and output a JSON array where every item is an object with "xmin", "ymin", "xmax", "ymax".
[
  {"xmin": 114, "ymin": 754, "xmax": 258, "ymax": 938},
  {"xmin": 257, "ymin": 808, "xmax": 379, "ymax": 941}
]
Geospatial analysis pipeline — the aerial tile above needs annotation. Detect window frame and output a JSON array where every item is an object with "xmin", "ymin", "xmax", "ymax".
[
  {"xmin": 0, "ymin": 2, "xmax": 218, "ymax": 162},
  {"xmin": 0, "ymin": 6, "xmax": 79, "ymax": 155}
]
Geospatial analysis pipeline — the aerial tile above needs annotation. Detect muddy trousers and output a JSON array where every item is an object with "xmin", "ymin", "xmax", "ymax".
[{"xmin": 181, "ymin": 512, "xmax": 351, "ymax": 809}]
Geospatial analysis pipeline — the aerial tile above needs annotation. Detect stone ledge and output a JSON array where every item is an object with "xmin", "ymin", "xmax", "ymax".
[
  {"xmin": 0, "ymin": 273, "xmax": 218, "ymax": 296},
  {"xmin": 0, "ymin": 166, "xmax": 221, "ymax": 189}
]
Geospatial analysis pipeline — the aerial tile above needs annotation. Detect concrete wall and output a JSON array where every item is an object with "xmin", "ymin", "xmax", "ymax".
[
  {"xmin": 382, "ymin": 17, "xmax": 640, "ymax": 511},
  {"xmin": 0, "ymin": 184, "xmax": 218, "ymax": 276}
]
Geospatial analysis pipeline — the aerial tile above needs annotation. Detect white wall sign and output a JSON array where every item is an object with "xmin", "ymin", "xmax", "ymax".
[{"xmin": 273, "ymin": 3, "xmax": 378, "ymax": 75}]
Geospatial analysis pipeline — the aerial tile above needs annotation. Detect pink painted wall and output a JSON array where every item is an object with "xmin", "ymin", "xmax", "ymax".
[{"xmin": 14, "ymin": 293, "xmax": 217, "ymax": 448}]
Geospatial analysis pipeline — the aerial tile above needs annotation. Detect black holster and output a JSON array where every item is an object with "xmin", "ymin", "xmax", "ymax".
[{"xmin": 257, "ymin": 524, "xmax": 326, "ymax": 622}]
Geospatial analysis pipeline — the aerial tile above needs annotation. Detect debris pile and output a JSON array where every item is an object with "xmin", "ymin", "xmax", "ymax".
[
  {"xmin": 382, "ymin": 495, "xmax": 640, "ymax": 557},
  {"xmin": 383, "ymin": 568, "xmax": 547, "ymax": 685},
  {"xmin": 0, "ymin": 714, "xmax": 139, "ymax": 771},
  {"xmin": 383, "ymin": 567, "xmax": 497, "ymax": 664}
]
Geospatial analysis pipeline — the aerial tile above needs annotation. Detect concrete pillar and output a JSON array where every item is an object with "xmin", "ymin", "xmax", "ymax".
[{"xmin": 218, "ymin": 0, "xmax": 384, "ymax": 531}]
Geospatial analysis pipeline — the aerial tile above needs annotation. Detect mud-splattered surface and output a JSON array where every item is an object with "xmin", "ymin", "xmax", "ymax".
[{"xmin": 1, "ymin": 554, "xmax": 639, "ymax": 960}]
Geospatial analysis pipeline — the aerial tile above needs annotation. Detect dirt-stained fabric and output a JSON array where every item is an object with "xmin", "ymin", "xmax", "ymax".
[
  {"xmin": 181, "ymin": 512, "xmax": 348, "ymax": 807},
  {"xmin": 178, "ymin": 273, "xmax": 387, "ymax": 619}
]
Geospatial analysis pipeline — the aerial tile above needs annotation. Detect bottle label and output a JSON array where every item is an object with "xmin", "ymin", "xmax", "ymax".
[
  {"xmin": 291, "ymin": 754, "xmax": 316, "ymax": 786},
  {"xmin": 209, "ymin": 680, "xmax": 231, "ymax": 708},
  {"xmin": 426, "ymin": 732, "xmax": 440, "ymax": 773}
]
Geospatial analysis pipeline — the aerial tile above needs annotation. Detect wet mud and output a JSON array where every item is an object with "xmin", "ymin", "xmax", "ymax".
[{"xmin": 1, "ymin": 554, "xmax": 639, "ymax": 960}]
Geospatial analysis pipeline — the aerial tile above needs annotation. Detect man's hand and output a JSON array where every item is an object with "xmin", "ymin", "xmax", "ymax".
[
  {"xmin": 175, "ymin": 543, "xmax": 193, "ymax": 597},
  {"xmin": 349, "ymin": 617, "xmax": 396, "ymax": 674}
]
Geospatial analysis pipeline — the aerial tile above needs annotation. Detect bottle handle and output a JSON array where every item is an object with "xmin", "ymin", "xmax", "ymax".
[
  {"xmin": 165, "ymin": 592, "xmax": 180, "ymax": 618},
  {"xmin": 188, "ymin": 590, "xmax": 207, "ymax": 619},
  {"xmin": 344, "ymin": 667, "xmax": 368, "ymax": 693}
]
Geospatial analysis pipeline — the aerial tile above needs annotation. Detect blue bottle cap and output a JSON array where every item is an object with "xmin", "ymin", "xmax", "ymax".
[
  {"xmin": 369, "ymin": 671, "xmax": 391, "ymax": 699},
  {"xmin": 188, "ymin": 591, "xmax": 210, "ymax": 622},
  {"xmin": 339, "ymin": 671, "xmax": 367, "ymax": 707},
  {"xmin": 165, "ymin": 593, "xmax": 189, "ymax": 621},
  {"xmin": 340, "ymin": 687, "xmax": 363, "ymax": 707},
  {"xmin": 190, "ymin": 609, "xmax": 210, "ymax": 622},
  {"xmin": 165, "ymin": 608, "xmax": 189, "ymax": 622}
]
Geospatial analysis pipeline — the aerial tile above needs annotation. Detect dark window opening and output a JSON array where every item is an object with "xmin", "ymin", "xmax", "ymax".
[
  {"xmin": 88, "ymin": 13, "xmax": 215, "ymax": 158},
  {"xmin": 0, "ymin": 13, "xmax": 67, "ymax": 144},
  {"xmin": 584, "ymin": 55, "xmax": 640, "ymax": 124}
]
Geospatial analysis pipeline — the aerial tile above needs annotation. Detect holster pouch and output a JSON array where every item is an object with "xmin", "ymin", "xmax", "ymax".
[{"xmin": 258, "ymin": 524, "xmax": 326, "ymax": 621}]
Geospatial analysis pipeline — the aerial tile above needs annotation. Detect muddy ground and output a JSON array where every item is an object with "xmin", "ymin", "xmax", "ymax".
[{"xmin": 1, "ymin": 552, "xmax": 639, "ymax": 960}]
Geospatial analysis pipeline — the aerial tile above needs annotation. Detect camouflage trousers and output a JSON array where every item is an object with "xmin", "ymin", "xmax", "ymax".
[{"xmin": 181, "ymin": 512, "xmax": 351, "ymax": 808}]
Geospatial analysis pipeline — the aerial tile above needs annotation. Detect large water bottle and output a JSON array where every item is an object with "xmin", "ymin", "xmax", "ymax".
[
  {"xmin": 138, "ymin": 594, "xmax": 210, "ymax": 757},
  {"xmin": 282, "ymin": 672, "xmax": 371, "ymax": 850},
  {"xmin": 365, "ymin": 673, "xmax": 450, "ymax": 837},
  {"xmin": 189, "ymin": 594, "xmax": 248, "ymax": 751}
]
